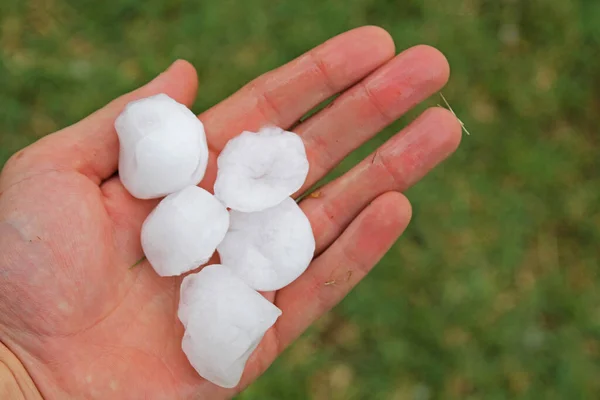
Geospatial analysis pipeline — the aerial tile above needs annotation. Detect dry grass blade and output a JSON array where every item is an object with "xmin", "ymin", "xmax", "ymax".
[
  {"xmin": 439, "ymin": 92, "xmax": 471, "ymax": 135},
  {"xmin": 129, "ymin": 256, "xmax": 146, "ymax": 270}
]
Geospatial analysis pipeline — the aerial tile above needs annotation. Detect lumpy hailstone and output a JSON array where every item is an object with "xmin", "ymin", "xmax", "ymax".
[
  {"xmin": 179, "ymin": 265, "xmax": 282, "ymax": 388},
  {"xmin": 115, "ymin": 93, "xmax": 209, "ymax": 199},
  {"xmin": 141, "ymin": 186, "xmax": 229, "ymax": 277},
  {"xmin": 218, "ymin": 197, "xmax": 315, "ymax": 291},
  {"xmin": 214, "ymin": 125, "xmax": 309, "ymax": 212}
]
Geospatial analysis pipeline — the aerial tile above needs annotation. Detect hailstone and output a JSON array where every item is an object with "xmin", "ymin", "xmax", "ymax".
[
  {"xmin": 115, "ymin": 93, "xmax": 209, "ymax": 199},
  {"xmin": 179, "ymin": 265, "xmax": 282, "ymax": 388},
  {"xmin": 214, "ymin": 125, "xmax": 309, "ymax": 212},
  {"xmin": 217, "ymin": 197, "xmax": 315, "ymax": 291},
  {"xmin": 141, "ymin": 186, "xmax": 229, "ymax": 277}
]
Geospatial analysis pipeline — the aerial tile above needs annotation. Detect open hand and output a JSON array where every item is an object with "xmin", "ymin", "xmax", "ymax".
[{"xmin": 0, "ymin": 26, "xmax": 461, "ymax": 399}]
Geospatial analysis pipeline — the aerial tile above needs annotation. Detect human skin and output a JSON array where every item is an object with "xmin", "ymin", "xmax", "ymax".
[{"xmin": 0, "ymin": 26, "xmax": 462, "ymax": 399}]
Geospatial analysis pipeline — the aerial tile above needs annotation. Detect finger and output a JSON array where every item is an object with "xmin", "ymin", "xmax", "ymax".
[
  {"xmin": 2, "ymin": 60, "xmax": 199, "ymax": 186},
  {"xmin": 274, "ymin": 191, "xmax": 412, "ymax": 352},
  {"xmin": 198, "ymin": 191, "xmax": 411, "ymax": 397},
  {"xmin": 199, "ymin": 26, "xmax": 395, "ymax": 151},
  {"xmin": 303, "ymin": 107, "xmax": 462, "ymax": 254},
  {"xmin": 296, "ymin": 45, "xmax": 451, "ymax": 192}
]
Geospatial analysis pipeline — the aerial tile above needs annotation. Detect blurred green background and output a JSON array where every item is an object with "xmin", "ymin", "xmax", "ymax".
[{"xmin": 1, "ymin": 0, "xmax": 599, "ymax": 398}]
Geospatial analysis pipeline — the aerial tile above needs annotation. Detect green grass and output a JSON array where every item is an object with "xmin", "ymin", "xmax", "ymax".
[{"xmin": 1, "ymin": 1, "xmax": 599, "ymax": 398}]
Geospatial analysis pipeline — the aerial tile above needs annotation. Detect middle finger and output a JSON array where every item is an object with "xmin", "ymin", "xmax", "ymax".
[{"xmin": 296, "ymin": 44, "xmax": 451, "ymax": 193}]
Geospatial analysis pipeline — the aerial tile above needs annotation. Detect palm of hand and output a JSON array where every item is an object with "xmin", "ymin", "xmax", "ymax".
[{"xmin": 0, "ymin": 27, "xmax": 461, "ymax": 400}]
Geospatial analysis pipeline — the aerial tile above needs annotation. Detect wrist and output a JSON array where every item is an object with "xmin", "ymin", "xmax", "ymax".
[{"xmin": 0, "ymin": 340, "xmax": 43, "ymax": 400}]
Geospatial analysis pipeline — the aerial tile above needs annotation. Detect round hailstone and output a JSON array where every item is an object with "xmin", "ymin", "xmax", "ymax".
[
  {"xmin": 115, "ymin": 93, "xmax": 209, "ymax": 199},
  {"xmin": 214, "ymin": 125, "xmax": 309, "ymax": 212},
  {"xmin": 179, "ymin": 265, "xmax": 282, "ymax": 389},
  {"xmin": 141, "ymin": 186, "xmax": 229, "ymax": 277},
  {"xmin": 217, "ymin": 197, "xmax": 315, "ymax": 291}
]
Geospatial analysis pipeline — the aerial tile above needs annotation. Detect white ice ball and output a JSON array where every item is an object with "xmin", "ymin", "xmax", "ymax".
[
  {"xmin": 217, "ymin": 197, "xmax": 315, "ymax": 291},
  {"xmin": 115, "ymin": 93, "xmax": 209, "ymax": 199},
  {"xmin": 214, "ymin": 125, "xmax": 309, "ymax": 212},
  {"xmin": 179, "ymin": 265, "xmax": 282, "ymax": 388},
  {"xmin": 141, "ymin": 186, "xmax": 229, "ymax": 277}
]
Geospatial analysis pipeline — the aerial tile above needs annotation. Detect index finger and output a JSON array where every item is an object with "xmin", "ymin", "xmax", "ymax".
[{"xmin": 199, "ymin": 25, "xmax": 396, "ymax": 151}]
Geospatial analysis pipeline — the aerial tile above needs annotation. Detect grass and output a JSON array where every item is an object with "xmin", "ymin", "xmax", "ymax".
[{"xmin": 1, "ymin": 0, "xmax": 599, "ymax": 398}]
